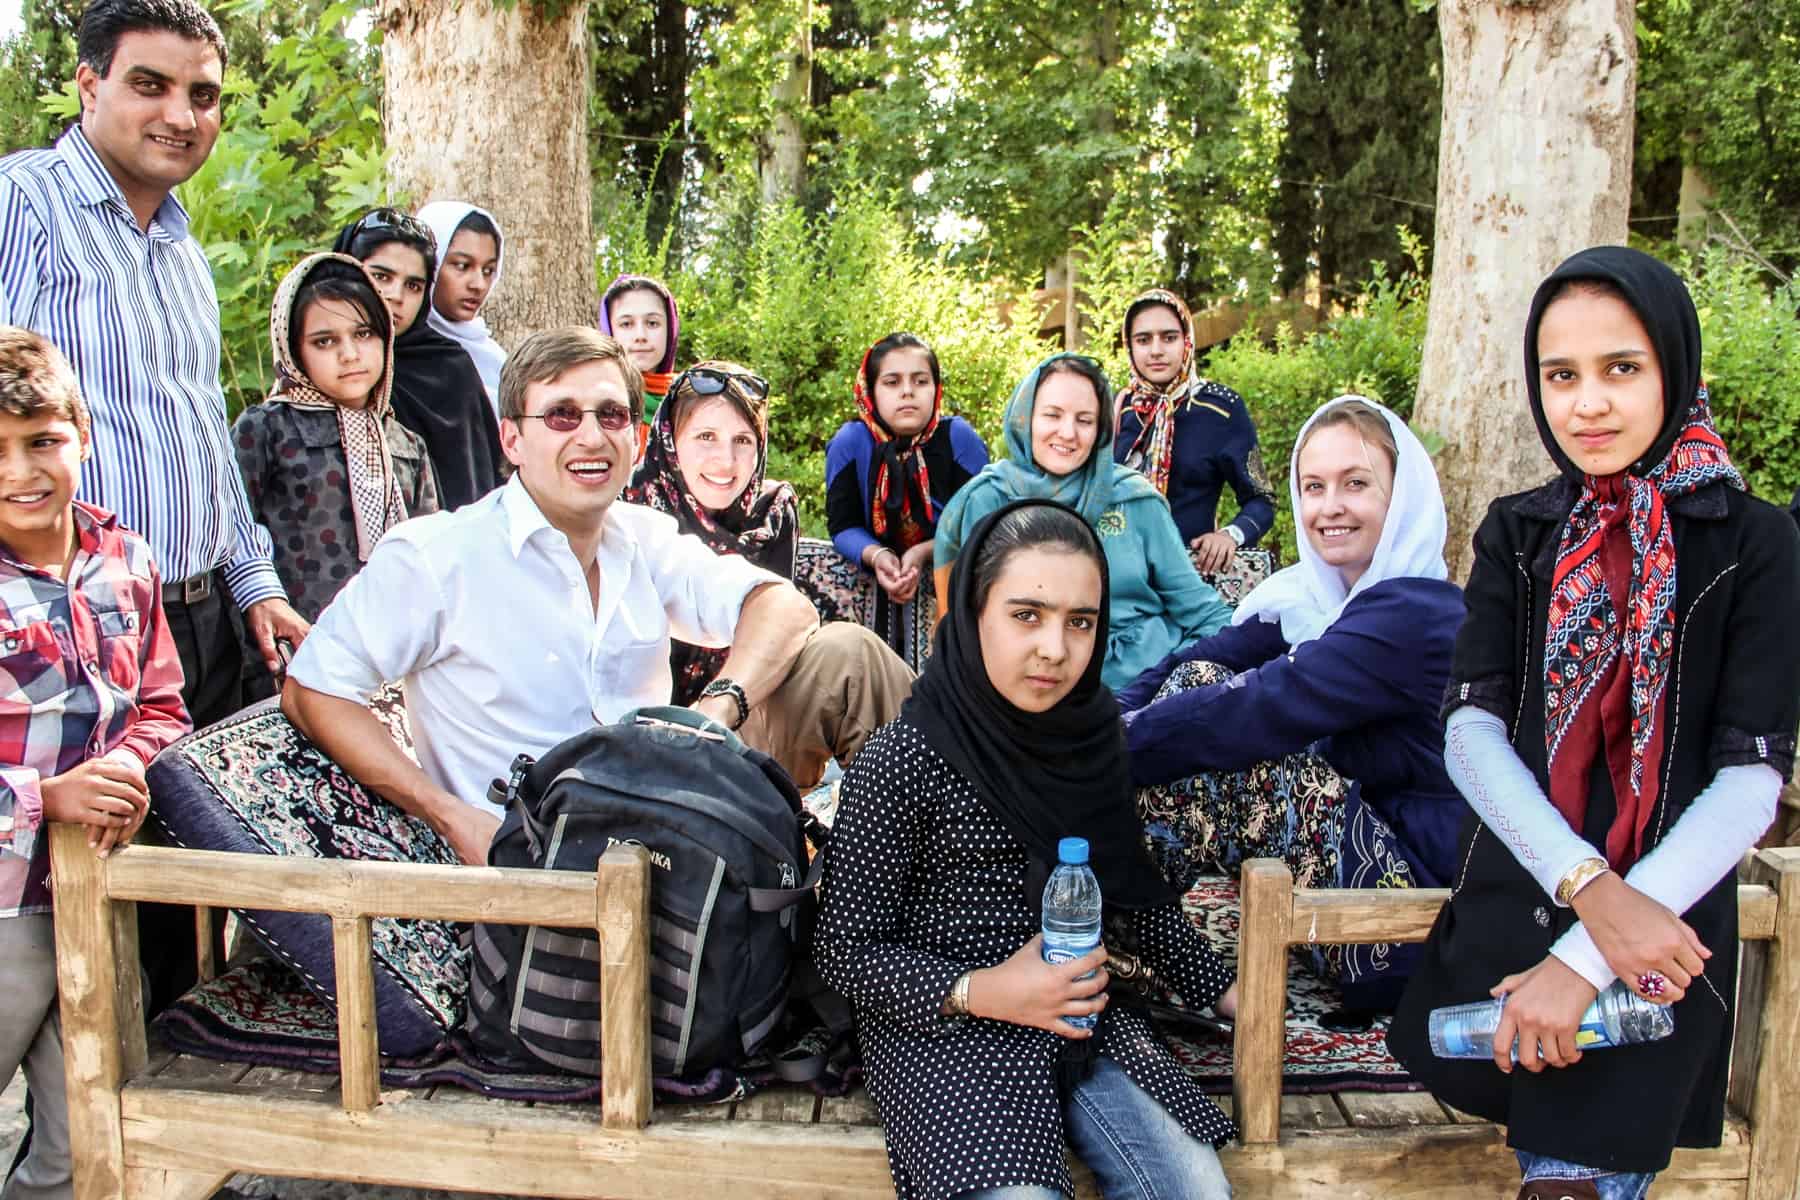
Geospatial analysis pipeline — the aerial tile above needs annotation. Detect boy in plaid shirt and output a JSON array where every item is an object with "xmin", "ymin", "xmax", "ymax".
[{"xmin": 0, "ymin": 326, "xmax": 189, "ymax": 1199}]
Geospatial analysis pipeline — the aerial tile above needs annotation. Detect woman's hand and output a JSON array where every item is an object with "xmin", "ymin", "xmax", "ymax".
[
  {"xmin": 1213, "ymin": 980, "xmax": 1239, "ymax": 1020},
  {"xmin": 862, "ymin": 545, "xmax": 918, "ymax": 603},
  {"xmin": 896, "ymin": 541, "xmax": 936, "ymax": 603},
  {"xmin": 1189, "ymin": 531, "xmax": 1238, "ymax": 573},
  {"xmin": 966, "ymin": 934, "xmax": 1109, "ymax": 1038},
  {"xmin": 1488, "ymin": 956, "xmax": 1598, "ymax": 1074},
  {"xmin": 1569, "ymin": 872, "xmax": 1709, "ymax": 1004}
]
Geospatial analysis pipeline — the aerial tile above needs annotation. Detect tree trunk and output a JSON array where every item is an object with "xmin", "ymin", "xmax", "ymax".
[
  {"xmin": 378, "ymin": 0, "xmax": 597, "ymax": 347},
  {"xmin": 1677, "ymin": 132, "xmax": 1715, "ymax": 253},
  {"xmin": 1412, "ymin": 0, "xmax": 1634, "ymax": 580},
  {"xmin": 759, "ymin": 0, "xmax": 812, "ymax": 207}
]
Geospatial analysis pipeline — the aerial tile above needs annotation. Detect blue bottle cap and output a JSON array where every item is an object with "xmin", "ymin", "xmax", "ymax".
[{"xmin": 1058, "ymin": 837, "xmax": 1089, "ymax": 865}]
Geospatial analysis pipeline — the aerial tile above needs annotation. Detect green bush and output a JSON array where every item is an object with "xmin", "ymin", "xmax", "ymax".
[{"xmin": 1684, "ymin": 249, "xmax": 1800, "ymax": 506}]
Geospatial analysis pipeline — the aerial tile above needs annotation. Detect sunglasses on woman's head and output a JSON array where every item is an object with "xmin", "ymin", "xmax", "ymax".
[
  {"xmin": 351, "ymin": 207, "xmax": 437, "ymax": 251},
  {"xmin": 518, "ymin": 402, "xmax": 636, "ymax": 433},
  {"xmin": 678, "ymin": 366, "xmax": 770, "ymax": 403}
]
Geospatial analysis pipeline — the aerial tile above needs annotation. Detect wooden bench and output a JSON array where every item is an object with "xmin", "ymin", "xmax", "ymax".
[{"xmin": 48, "ymin": 827, "xmax": 1800, "ymax": 1199}]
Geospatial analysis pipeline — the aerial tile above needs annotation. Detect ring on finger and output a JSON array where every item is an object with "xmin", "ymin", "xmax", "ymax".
[{"xmin": 1636, "ymin": 970, "xmax": 1668, "ymax": 1000}]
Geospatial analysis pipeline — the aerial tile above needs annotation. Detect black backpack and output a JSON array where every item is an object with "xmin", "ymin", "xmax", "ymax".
[{"xmin": 466, "ymin": 707, "xmax": 819, "ymax": 1079}]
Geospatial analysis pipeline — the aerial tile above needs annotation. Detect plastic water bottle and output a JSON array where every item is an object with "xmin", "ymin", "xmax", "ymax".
[
  {"xmin": 1427, "ymin": 978, "xmax": 1675, "ymax": 1060},
  {"xmin": 1042, "ymin": 837, "xmax": 1104, "ymax": 1031}
]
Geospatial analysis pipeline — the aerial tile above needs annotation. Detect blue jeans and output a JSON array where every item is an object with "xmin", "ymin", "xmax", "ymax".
[
  {"xmin": 959, "ymin": 1057, "xmax": 1231, "ymax": 1199},
  {"xmin": 1516, "ymin": 1151, "xmax": 1655, "ymax": 1200}
]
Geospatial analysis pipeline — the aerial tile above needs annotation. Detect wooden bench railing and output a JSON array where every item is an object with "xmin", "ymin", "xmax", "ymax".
[
  {"xmin": 46, "ymin": 823, "xmax": 1800, "ymax": 1200},
  {"xmin": 1233, "ymin": 849, "xmax": 1800, "ymax": 1200}
]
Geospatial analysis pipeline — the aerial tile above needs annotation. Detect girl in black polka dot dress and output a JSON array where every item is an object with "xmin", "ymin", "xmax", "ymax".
[{"xmin": 816, "ymin": 498, "xmax": 1238, "ymax": 1199}]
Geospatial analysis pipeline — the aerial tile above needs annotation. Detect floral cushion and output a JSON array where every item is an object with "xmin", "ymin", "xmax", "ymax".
[
  {"xmin": 1193, "ymin": 546, "xmax": 1276, "ymax": 608},
  {"xmin": 145, "ymin": 688, "xmax": 467, "ymax": 1056}
]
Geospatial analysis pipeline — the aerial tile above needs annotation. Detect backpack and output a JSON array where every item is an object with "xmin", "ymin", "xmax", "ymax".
[{"xmin": 466, "ymin": 707, "xmax": 820, "ymax": 1079}]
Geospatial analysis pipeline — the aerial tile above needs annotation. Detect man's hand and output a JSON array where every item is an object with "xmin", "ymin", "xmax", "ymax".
[
  {"xmin": 1189, "ymin": 531, "xmax": 1238, "ymax": 574},
  {"xmin": 42, "ymin": 753, "xmax": 149, "ymax": 857},
  {"xmin": 245, "ymin": 598, "xmax": 312, "ymax": 675},
  {"xmin": 434, "ymin": 801, "xmax": 501, "ymax": 866}
]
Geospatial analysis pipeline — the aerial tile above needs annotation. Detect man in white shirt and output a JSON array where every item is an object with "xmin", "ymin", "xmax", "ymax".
[{"xmin": 283, "ymin": 327, "xmax": 912, "ymax": 864}]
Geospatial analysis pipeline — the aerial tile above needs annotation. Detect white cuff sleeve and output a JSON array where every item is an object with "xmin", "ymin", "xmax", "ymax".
[{"xmin": 1444, "ymin": 705, "xmax": 1600, "ymax": 902}]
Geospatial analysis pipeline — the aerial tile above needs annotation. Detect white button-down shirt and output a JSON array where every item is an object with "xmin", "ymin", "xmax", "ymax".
[{"xmin": 289, "ymin": 477, "xmax": 777, "ymax": 812}]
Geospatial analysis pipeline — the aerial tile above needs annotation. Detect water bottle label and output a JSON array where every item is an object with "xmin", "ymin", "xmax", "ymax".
[
  {"xmin": 1043, "ymin": 946, "xmax": 1091, "ymax": 966},
  {"xmin": 1572, "ymin": 1017, "xmax": 1615, "ymax": 1051}
]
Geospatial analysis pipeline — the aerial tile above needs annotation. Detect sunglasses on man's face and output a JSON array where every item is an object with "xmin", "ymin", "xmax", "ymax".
[
  {"xmin": 351, "ymin": 207, "xmax": 437, "ymax": 251},
  {"xmin": 518, "ymin": 402, "xmax": 636, "ymax": 433},
  {"xmin": 678, "ymin": 366, "xmax": 770, "ymax": 403}
]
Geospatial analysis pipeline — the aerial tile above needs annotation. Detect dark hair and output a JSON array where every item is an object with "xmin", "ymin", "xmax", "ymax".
[
  {"xmin": 669, "ymin": 360, "xmax": 767, "ymax": 441},
  {"xmin": 334, "ymin": 208, "xmax": 438, "ymax": 283},
  {"xmin": 603, "ymin": 277, "xmax": 667, "ymax": 319},
  {"xmin": 1036, "ymin": 355, "xmax": 1114, "ymax": 449},
  {"xmin": 863, "ymin": 331, "xmax": 940, "ymax": 396},
  {"xmin": 968, "ymin": 502, "xmax": 1104, "ymax": 612},
  {"xmin": 1545, "ymin": 276, "xmax": 1632, "ymax": 311},
  {"xmin": 1124, "ymin": 297, "xmax": 1184, "ymax": 341},
  {"xmin": 78, "ymin": 0, "xmax": 226, "ymax": 77},
  {"xmin": 0, "ymin": 325, "xmax": 89, "ymax": 443},
  {"xmin": 288, "ymin": 260, "xmax": 391, "ymax": 368},
  {"xmin": 451, "ymin": 210, "xmax": 502, "ymax": 253}
]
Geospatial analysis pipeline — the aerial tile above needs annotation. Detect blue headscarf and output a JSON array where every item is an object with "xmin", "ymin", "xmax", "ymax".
[{"xmin": 935, "ymin": 353, "xmax": 1162, "ymax": 568}]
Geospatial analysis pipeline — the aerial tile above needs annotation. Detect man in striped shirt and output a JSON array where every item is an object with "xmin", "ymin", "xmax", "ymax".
[{"xmin": 0, "ymin": 0, "xmax": 311, "ymax": 730}]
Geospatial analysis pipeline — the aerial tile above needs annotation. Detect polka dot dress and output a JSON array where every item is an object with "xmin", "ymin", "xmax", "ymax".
[
  {"xmin": 232, "ymin": 403, "xmax": 438, "ymax": 622},
  {"xmin": 815, "ymin": 721, "xmax": 1237, "ymax": 1199}
]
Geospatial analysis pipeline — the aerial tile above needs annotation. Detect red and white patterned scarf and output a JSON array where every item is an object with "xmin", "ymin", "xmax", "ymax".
[
  {"xmin": 1116, "ymin": 288, "xmax": 1200, "ymax": 497},
  {"xmin": 1543, "ymin": 388, "xmax": 1742, "ymax": 868},
  {"xmin": 853, "ymin": 342, "xmax": 941, "ymax": 551}
]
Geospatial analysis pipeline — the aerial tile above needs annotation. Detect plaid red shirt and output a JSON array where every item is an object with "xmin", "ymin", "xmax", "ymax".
[{"xmin": 0, "ymin": 502, "xmax": 190, "ymax": 917}]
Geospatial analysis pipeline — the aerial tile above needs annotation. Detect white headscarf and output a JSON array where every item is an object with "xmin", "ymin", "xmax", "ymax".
[
  {"xmin": 417, "ymin": 200, "xmax": 507, "ymax": 415},
  {"xmin": 1232, "ymin": 394, "xmax": 1448, "ymax": 646}
]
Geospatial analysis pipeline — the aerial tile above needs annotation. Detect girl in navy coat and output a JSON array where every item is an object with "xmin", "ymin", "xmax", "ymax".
[
  {"xmin": 825, "ymin": 333, "xmax": 989, "ymax": 664},
  {"xmin": 1119, "ymin": 395, "xmax": 1463, "ymax": 1009}
]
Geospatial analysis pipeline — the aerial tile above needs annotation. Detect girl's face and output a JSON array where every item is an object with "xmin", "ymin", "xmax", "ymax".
[
  {"xmin": 1030, "ymin": 371, "xmax": 1100, "ymax": 477},
  {"xmin": 871, "ymin": 347, "xmax": 935, "ymax": 438},
  {"xmin": 361, "ymin": 242, "xmax": 430, "ymax": 336},
  {"xmin": 1536, "ymin": 289, "xmax": 1666, "ymax": 477},
  {"xmin": 296, "ymin": 297, "xmax": 384, "ymax": 409},
  {"xmin": 609, "ymin": 288, "xmax": 670, "ymax": 373},
  {"xmin": 1128, "ymin": 304, "xmax": 1185, "ymax": 386},
  {"xmin": 674, "ymin": 395, "xmax": 759, "ymax": 513},
  {"xmin": 977, "ymin": 546, "xmax": 1102, "ymax": 714},
  {"xmin": 1297, "ymin": 420, "xmax": 1395, "ymax": 589},
  {"xmin": 431, "ymin": 229, "xmax": 499, "ymax": 323}
]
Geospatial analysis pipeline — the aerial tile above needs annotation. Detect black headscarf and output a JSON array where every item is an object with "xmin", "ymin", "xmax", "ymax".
[
  {"xmin": 899, "ymin": 497, "xmax": 1176, "ymax": 912},
  {"xmin": 1522, "ymin": 245, "xmax": 1703, "ymax": 480},
  {"xmin": 331, "ymin": 220, "xmax": 504, "ymax": 510}
]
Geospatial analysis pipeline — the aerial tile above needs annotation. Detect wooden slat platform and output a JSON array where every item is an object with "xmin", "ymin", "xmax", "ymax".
[{"xmin": 131, "ymin": 1050, "xmax": 1752, "ymax": 1199}]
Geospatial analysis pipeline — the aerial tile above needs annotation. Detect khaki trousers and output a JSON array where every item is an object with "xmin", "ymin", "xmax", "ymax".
[{"xmin": 739, "ymin": 622, "xmax": 915, "ymax": 790}]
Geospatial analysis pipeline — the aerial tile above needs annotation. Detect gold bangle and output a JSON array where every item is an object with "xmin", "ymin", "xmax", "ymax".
[
  {"xmin": 1556, "ymin": 857, "xmax": 1611, "ymax": 907},
  {"xmin": 946, "ymin": 971, "xmax": 973, "ymax": 1016}
]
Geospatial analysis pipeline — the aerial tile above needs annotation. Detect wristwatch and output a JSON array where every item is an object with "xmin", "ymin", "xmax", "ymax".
[
  {"xmin": 699, "ymin": 678, "xmax": 750, "ymax": 730},
  {"xmin": 1224, "ymin": 525, "xmax": 1246, "ymax": 548}
]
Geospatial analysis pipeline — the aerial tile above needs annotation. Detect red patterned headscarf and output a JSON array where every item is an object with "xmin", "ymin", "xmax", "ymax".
[
  {"xmin": 854, "ymin": 335, "xmax": 942, "ymax": 551},
  {"xmin": 1116, "ymin": 289, "xmax": 1201, "ymax": 496},
  {"xmin": 1527, "ymin": 247, "xmax": 1744, "ymax": 870}
]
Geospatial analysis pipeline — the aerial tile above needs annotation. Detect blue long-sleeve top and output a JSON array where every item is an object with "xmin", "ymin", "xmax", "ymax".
[
  {"xmin": 824, "ymin": 416, "xmax": 990, "ymax": 565},
  {"xmin": 1119, "ymin": 577, "xmax": 1466, "ymax": 881},
  {"xmin": 1115, "ymin": 381, "xmax": 1276, "ymax": 546}
]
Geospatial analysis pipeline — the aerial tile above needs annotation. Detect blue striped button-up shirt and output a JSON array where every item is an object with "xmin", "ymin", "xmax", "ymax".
[{"xmin": 0, "ymin": 126, "xmax": 283, "ymax": 609}]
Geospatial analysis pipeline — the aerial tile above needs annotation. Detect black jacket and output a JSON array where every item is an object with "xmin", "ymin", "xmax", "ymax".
[{"xmin": 1388, "ymin": 478, "xmax": 1800, "ymax": 1173}]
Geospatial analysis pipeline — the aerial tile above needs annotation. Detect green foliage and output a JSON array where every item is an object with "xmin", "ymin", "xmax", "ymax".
[
  {"xmin": 180, "ymin": 0, "xmax": 387, "ymax": 414},
  {"xmin": 1270, "ymin": 0, "xmax": 1439, "ymax": 305},
  {"xmin": 1203, "ymin": 232, "xmax": 1430, "ymax": 559},
  {"xmin": 1685, "ymin": 249, "xmax": 1800, "ymax": 504},
  {"xmin": 0, "ymin": 0, "xmax": 82, "ymax": 153},
  {"xmin": 1637, "ymin": 0, "xmax": 1800, "ymax": 273},
  {"xmin": 602, "ymin": 174, "xmax": 1052, "ymax": 533}
]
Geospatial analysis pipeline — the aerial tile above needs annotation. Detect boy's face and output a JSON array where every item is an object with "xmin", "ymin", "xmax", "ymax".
[{"xmin": 0, "ymin": 409, "xmax": 86, "ymax": 550}]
